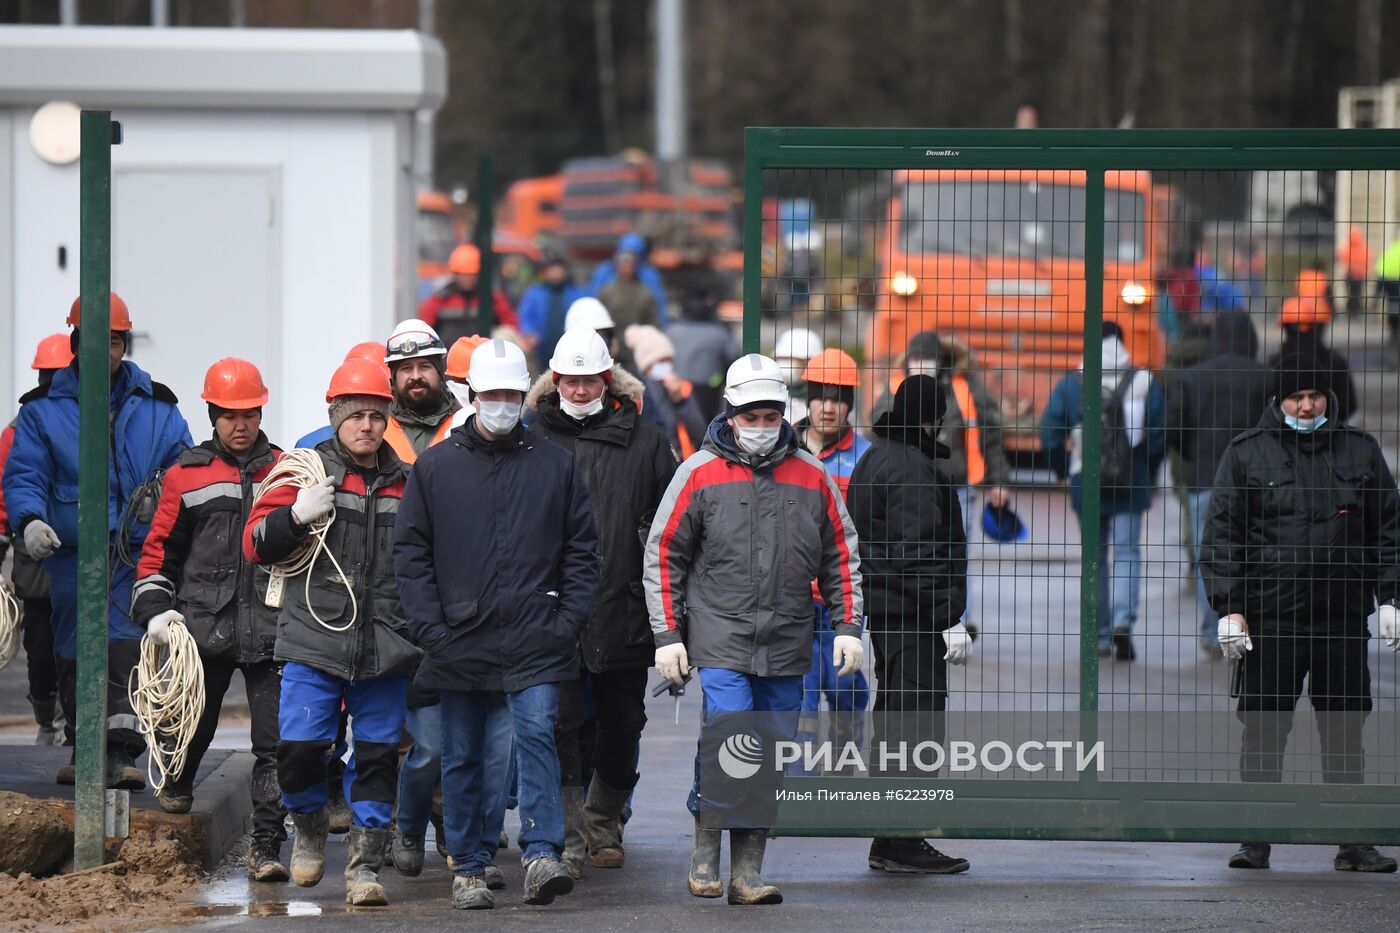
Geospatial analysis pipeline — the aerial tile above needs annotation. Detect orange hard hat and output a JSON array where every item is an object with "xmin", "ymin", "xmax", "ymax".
[
  {"xmin": 67, "ymin": 292, "xmax": 132, "ymax": 330},
  {"xmin": 448, "ymin": 243, "xmax": 481, "ymax": 275},
  {"xmin": 30, "ymin": 333, "xmax": 74, "ymax": 370},
  {"xmin": 343, "ymin": 341, "xmax": 386, "ymax": 364},
  {"xmin": 202, "ymin": 358, "xmax": 270, "ymax": 409},
  {"xmin": 802, "ymin": 348, "xmax": 860, "ymax": 388},
  {"xmin": 446, "ymin": 335, "xmax": 489, "ymax": 380},
  {"xmin": 325, "ymin": 357, "xmax": 393, "ymax": 403}
]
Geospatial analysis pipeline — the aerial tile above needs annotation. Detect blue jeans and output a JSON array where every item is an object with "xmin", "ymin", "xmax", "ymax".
[
  {"xmin": 956, "ymin": 486, "xmax": 976, "ymax": 623},
  {"xmin": 277, "ymin": 662, "xmax": 407, "ymax": 829},
  {"xmin": 1185, "ymin": 489, "xmax": 1217, "ymax": 647},
  {"xmin": 440, "ymin": 685, "xmax": 558, "ymax": 874},
  {"xmin": 395, "ymin": 702, "xmax": 442, "ymax": 837},
  {"xmin": 1095, "ymin": 510, "xmax": 1144, "ymax": 645},
  {"xmin": 689, "ymin": 669, "xmax": 802, "ymax": 828},
  {"xmin": 801, "ymin": 602, "xmax": 869, "ymax": 713}
]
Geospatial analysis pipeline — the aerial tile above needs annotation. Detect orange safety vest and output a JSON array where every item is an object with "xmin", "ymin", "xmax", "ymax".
[
  {"xmin": 384, "ymin": 416, "xmax": 452, "ymax": 465},
  {"xmin": 888, "ymin": 372, "xmax": 986, "ymax": 486}
]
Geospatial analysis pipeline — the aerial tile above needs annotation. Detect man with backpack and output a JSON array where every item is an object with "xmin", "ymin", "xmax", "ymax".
[{"xmin": 1041, "ymin": 322, "xmax": 1165, "ymax": 661}]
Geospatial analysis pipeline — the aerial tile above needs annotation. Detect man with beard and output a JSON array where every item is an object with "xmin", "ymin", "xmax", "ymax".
[{"xmin": 383, "ymin": 320, "xmax": 459, "ymax": 465}]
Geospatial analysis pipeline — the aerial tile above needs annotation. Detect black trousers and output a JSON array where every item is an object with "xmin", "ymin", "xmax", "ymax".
[
  {"xmin": 870, "ymin": 624, "xmax": 948, "ymax": 777},
  {"xmin": 52, "ymin": 638, "xmax": 145, "ymax": 752},
  {"xmin": 21, "ymin": 598, "xmax": 58, "ymax": 708},
  {"xmin": 1237, "ymin": 630, "xmax": 1371, "ymax": 784},
  {"xmin": 555, "ymin": 666, "xmax": 649, "ymax": 791},
  {"xmin": 175, "ymin": 657, "xmax": 286, "ymax": 843}
]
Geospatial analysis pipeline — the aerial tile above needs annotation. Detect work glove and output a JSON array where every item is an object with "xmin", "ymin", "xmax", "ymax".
[
  {"xmin": 1218, "ymin": 614, "xmax": 1253, "ymax": 661},
  {"xmin": 1378, "ymin": 604, "xmax": 1400, "ymax": 651},
  {"xmin": 291, "ymin": 478, "xmax": 336, "ymax": 526},
  {"xmin": 655, "ymin": 642, "xmax": 690, "ymax": 688},
  {"xmin": 832, "ymin": 634, "xmax": 865, "ymax": 677},
  {"xmin": 146, "ymin": 609, "xmax": 184, "ymax": 647},
  {"xmin": 942, "ymin": 622, "xmax": 972, "ymax": 665},
  {"xmin": 22, "ymin": 520, "xmax": 61, "ymax": 560}
]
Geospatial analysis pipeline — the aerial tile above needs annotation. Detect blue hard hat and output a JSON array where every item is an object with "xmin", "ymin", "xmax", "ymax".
[
  {"xmin": 617, "ymin": 232, "xmax": 647, "ymax": 256},
  {"xmin": 982, "ymin": 502, "xmax": 1028, "ymax": 543}
]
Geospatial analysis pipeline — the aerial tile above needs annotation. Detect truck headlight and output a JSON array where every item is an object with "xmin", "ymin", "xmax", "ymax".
[
  {"xmin": 1120, "ymin": 282, "xmax": 1148, "ymax": 305},
  {"xmin": 892, "ymin": 273, "xmax": 918, "ymax": 297}
]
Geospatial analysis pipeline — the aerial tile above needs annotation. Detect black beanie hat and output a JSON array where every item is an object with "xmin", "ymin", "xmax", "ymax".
[
  {"xmin": 1101, "ymin": 320, "xmax": 1125, "ymax": 342},
  {"xmin": 890, "ymin": 373, "xmax": 946, "ymax": 428},
  {"xmin": 906, "ymin": 330, "xmax": 946, "ymax": 362},
  {"xmin": 1274, "ymin": 352, "xmax": 1331, "ymax": 402}
]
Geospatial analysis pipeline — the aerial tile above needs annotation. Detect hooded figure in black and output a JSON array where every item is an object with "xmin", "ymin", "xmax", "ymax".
[
  {"xmin": 844, "ymin": 374, "xmax": 971, "ymax": 876},
  {"xmin": 1201, "ymin": 353, "xmax": 1400, "ymax": 873}
]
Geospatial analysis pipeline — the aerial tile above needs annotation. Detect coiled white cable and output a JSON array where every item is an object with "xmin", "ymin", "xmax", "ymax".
[
  {"xmin": 128, "ymin": 616, "xmax": 205, "ymax": 793},
  {"xmin": 251, "ymin": 448, "xmax": 359, "ymax": 633},
  {"xmin": 0, "ymin": 580, "xmax": 21, "ymax": 671}
]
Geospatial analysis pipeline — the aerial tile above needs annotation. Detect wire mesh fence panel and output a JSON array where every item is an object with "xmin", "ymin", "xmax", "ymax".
[{"xmin": 737, "ymin": 130, "xmax": 1400, "ymax": 841}]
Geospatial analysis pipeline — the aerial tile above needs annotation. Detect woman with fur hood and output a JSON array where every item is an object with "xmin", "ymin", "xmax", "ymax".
[{"xmin": 525, "ymin": 327, "xmax": 678, "ymax": 878}]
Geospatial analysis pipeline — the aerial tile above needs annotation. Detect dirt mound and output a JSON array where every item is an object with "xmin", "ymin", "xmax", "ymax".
[
  {"xmin": 0, "ymin": 792, "xmax": 69, "ymax": 876},
  {"xmin": 0, "ymin": 828, "xmax": 204, "ymax": 933}
]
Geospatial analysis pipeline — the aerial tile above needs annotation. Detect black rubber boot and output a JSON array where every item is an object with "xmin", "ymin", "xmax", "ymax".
[
  {"xmin": 325, "ymin": 776, "xmax": 352, "ymax": 835},
  {"xmin": 561, "ymin": 785, "xmax": 587, "ymax": 879},
  {"xmin": 1335, "ymin": 844, "xmax": 1398, "ymax": 873},
  {"xmin": 726, "ymin": 829, "xmax": 782, "ymax": 905},
  {"xmin": 1113, "ymin": 627, "xmax": 1136, "ymax": 661},
  {"xmin": 289, "ymin": 809, "xmax": 330, "ymax": 887},
  {"xmin": 867, "ymin": 837, "xmax": 970, "ymax": 874},
  {"xmin": 688, "ymin": 822, "xmax": 723, "ymax": 898},
  {"xmin": 1227, "ymin": 843, "xmax": 1271, "ymax": 869},
  {"xmin": 582, "ymin": 776, "xmax": 630, "ymax": 869},
  {"xmin": 106, "ymin": 743, "xmax": 145, "ymax": 791},
  {"xmin": 345, "ymin": 826, "xmax": 391, "ymax": 906},
  {"xmin": 392, "ymin": 826, "xmax": 425, "ymax": 877}
]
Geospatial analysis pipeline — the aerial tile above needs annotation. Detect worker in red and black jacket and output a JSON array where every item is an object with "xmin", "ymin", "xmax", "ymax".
[{"xmin": 132, "ymin": 358, "xmax": 288, "ymax": 883}]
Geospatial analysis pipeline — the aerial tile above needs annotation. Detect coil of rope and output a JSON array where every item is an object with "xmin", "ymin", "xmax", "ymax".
[
  {"xmin": 0, "ymin": 579, "xmax": 21, "ymax": 671},
  {"xmin": 251, "ymin": 448, "xmax": 358, "ymax": 633},
  {"xmin": 128, "ymin": 614, "xmax": 205, "ymax": 793}
]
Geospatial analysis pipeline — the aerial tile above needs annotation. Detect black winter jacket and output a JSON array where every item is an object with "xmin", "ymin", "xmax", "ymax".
[
  {"xmin": 393, "ymin": 416, "xmax": 598, "ymax": 693},
  {"xmin": 1201, "ymin": 407, "xmax": 1400, "ymax": 634},
  {"xmin": 526, "ymin": 369, "xmax": 677, "ymax": 672}
]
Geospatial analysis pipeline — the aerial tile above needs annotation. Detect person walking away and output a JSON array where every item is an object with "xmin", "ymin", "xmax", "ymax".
[
  {"xmin": 1338, "ymin": 227, "xmax": 1372, "ymax": 313},
  {"xmin": 1165, "ymin": 314, "xmax": 1271, "ymax": 657},
  {"xmin": 1040, "ymin": 321, "xmax": 1165, "ymax": 661},
  {"xmin": 244, "ymin": 358, "xmax": 422, "ymax": 906},
  {"xmin": 2, "ymin": 294, "xmax": 191, "ymax": 787},
  {"xmin": 383, "ymin": 320, "xmax": 459, "ymax": 465},
  {"xmin": 596, "ymin": 246, "xmax": 661, "ymax": 346},
  {"xmin": 773, "ymin": 327, "xmax": 824, "ymax": 424},
  {"xmin": 418, "ymin": 243, "xmax": 520, "ymax": 347},
  {"xmin": 626, "ymin": 324, "xmax": 707, "ymax": 459},
  {"xmin": 1201, "ymin": 354, "xmax": 1400, "ymax": 874},
  {"xmin": 846, "ymin": 373, "xmax": 971, "ymax": 873},
  {"xmin": 645, "ymin": 354, "xmax": 863, "ymax": 906},
  {"xmin": 526, "ymin": 327, "xmax": 677, "ymax": 877},
  {"xmin": 517, "ymin": 251, "xmax": 588, "ymax": 370},
  {"xmin": 0, "ymin": 334, "xmax": 74, "ymax": 745},
  {"xmin": 589, "ymin": 232, "xmax": 670, "ymax": 325},
  {"xmin": 393, "ymin": 338, "xmax": 598, "ymax": 911},
  {"xmin": 667, "ymin": 287, "xmax": 741, "ymax": 420},
  {"xmin": 133, "ymin": 358, "xmax": 288, "ymax": 880}
]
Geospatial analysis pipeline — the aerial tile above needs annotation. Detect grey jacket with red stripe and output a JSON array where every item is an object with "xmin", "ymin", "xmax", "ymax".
[{"xmin": 644, "ymin": 417, "xmax": 863, "ymax": 677}]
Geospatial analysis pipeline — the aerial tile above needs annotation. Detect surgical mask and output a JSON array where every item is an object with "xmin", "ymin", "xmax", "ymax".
[
  {"xmin": 1284, "ymin": 413, "xmax": 1327, "ymax": 434},
  {"xmin": 560, "ymin": 395, "xmax": 604, "ymax": 420},
  {"xmin": 907, "ymin": 359, "xmax": 939, "ymax": 377},
  {"xmin": 476, "ymin": 399, "xmax": 521, "ymax": 435},
  {"xmin": 735, "ymin": 425, "xmax": 782, "ymax": 457},
  {"xmin": 447, "ymin": 381, "xmax": 473, "ymax": 409},
  {"xmin": 648, "ymin": 362, "xmax": 675, "ymax": 380}
]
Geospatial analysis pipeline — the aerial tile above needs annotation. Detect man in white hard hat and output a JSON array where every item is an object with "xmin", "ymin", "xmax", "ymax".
[
  {"xmin": 394, "ymin": 339, "xmax": 598, "ymax": 911},
  {"xmin": 644, "ymin": 353, "xmax": 863, "ymax": 906},
  {"xmin": 773, "ymin": 327, "xmax": 825, "ymax": 423},
  {"xmin": 383, "ymin": 320, "xmax": 459, "ymax": 465}
]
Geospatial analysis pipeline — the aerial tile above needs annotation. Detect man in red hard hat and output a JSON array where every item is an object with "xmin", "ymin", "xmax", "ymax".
[{"xmin": 418, "ymin": 243, "xmax": 520, "ymax": 347}]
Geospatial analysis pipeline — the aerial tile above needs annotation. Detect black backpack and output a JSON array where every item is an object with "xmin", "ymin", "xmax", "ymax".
[{"xmin": 1076, "ymin": 369, "xmax": 1138, "ymax": 487}]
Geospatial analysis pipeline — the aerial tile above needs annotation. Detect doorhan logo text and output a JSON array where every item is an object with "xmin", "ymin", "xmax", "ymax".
[{"xmin": 717, "ymin": 736, "xmax": 1106, "ymax": 778}]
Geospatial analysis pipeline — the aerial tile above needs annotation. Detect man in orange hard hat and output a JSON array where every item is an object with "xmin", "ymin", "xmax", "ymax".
[
  {"xmin": 1338, "ymin": 226, "xmax": 1372, "ymax": 313},
  {"xmin": 419, "ymin": 243, "xmax": 520, "ymax": 348},
  {"xmin": 1279, "ymin": 261, "xmax": 1334, "ymax": 339},
  {"xmin": 295, "ymin": 342, "xmax": 394, "ymax": 450},
  {"xmin": 133, "ymin": 358, "xmax": 289, "ymax": 882}
]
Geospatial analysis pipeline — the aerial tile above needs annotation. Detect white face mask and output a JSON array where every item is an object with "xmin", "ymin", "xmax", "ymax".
[
  {"xmin": 475, "ymin": 399, "xmax": 521, "ymax": 435},
  {"xmin": 560, "ymin": 395, "xmax": 605, "ymax": 420},
  {"xmin": 907, "ymin": 359, "xmax": 939, "ymax": 377},
  {"xmin": 735, "ymin": 424, "xmax": 782, "ymax": 456},
  {"xmin": 1284, "ymin": 413, "xmax": 1327, "ymax": 434},
  {"xmin": 447, "ymin": 381, "xmax": 473, "ymax": 409},
  {"xmin": 648, "ymin": 361, "xmax": 675, "ymax": 380}
]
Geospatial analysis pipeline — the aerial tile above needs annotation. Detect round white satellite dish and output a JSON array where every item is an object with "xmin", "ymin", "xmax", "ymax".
[{"xmin": 30, "ymin": 101, "xmax": 82, "ymax": 165}]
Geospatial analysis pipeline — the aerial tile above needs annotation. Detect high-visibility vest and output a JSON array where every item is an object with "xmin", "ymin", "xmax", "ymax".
[
  {"xmin": 950, "ymin": 375, "xmax": 985, "ymax": 486},
  {"xmin": 384, "ymin": 416, "xmax": 452, "ymax": 465}
]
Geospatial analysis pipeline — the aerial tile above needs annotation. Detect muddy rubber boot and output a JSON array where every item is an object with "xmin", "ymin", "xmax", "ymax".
[
  {"xmin": 325, "ymin": 779, "xmax": 352, "ymax": 835},
  {"xmin": 289, "ymin": 809, "xmax": 330, "ymax": 887},
  {"xmin": 106, "ymin": 743, "xmax": 145, "ymax": 791},
  {"xmin": 582, "ymin": 776, "xmax": 630, "ymax": 869},
  {"xmin": 522, "ymin": 855, "xmax": 574, "ymax": 906},
  {"xmin": 561, "ymin": 785, "xmax": 587, "ymax": 879},
  {"xmin": 248, "ymin": 838, "xmax": 290, "ymax": 883},
  {"xmin": 344, "ymin": 825, "xmax": 391, "ymax": 906},
  {"xmin": 392, "ymin": 826, "xmax": 425, "ymax": 877},
  {"xmin": 726, "ymin": 829, "xmax": 782, "ymax": 906},
  {"xmin": 688, "ymin": 822, "xmax": 723, "ymax": 898}
]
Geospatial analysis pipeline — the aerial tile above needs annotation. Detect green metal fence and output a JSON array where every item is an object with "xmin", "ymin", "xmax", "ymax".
[{"xmin": 746, "ymin": 128, "xmax": 1400, "ymax": 843}]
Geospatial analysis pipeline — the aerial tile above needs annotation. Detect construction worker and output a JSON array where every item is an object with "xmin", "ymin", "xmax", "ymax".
[
  {"xmin": 626, "ymin": 324, "xmax": 707, "ymax": 459},
  {"xmin": 446, "ymin": 335, "xmax": 489, "ymax": 429},
  {"xmin": 1376, "ymin": 235, "xmax": 1400, "ymax": 354},
  {"xmin": 589, "ymin": 232, "xmax": 670, "ymax": 326},
  {"xmin": 296, "ymin": 342, "xmax": 390, "ymax": 449},
  {"xmin": 794, "ymin": 348, "xmax": 871, "ymax": 739},
  {"xmin": 773, "ymin": 327, "xmax": 824, "ymax": 423},
  {"xmin": 0, "ymin": 334, "xmax": 75, "ymax": 746},
  {"xmin": 418, "ymin": 242, "xmax": 520, "ymax": 348},
  {"xmin": 383, "ymin": 320, "xmax": 459, "ymax": 465},
  {"xmin": 645, "ymin": 354, "xmax": 863, "ymax": 906},
  {"xmin": 2, "ymin": 294, "xmax": 191, "ymax": 788},
  {"xmin": 516, "ymin": 250, "xmax": 588, "ymax": 369},
  {"xmin": 596, "ymin": 247, "xmax": 661, "ymax": 341},
  {"xmin": 132, "ymin": 358, "xmax": 288, "ymax": 881},
  {"xmin": 1338, "ymin": 226, "xmax": 1372, "ymax": 313},
  {"xmin": 394, "ymin": 338, "xmax": 598, "ymax": 911},
  {"xmin": 1278, "ymin": 261, "xmax": 1333, "ymax": 340},
  {"xmin": 244, "ymin": 357, "xmax": 422, "ymax": 907},
  {"xmin": 526, "ymin": 327, "xmax": 677, "ymax": 878},
  {"xmin": 667, "ymin": 286, "xmax": 741, "ymax": 420}
]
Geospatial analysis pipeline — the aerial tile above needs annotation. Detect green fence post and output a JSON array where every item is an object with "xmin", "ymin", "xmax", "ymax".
[
  {"xmin": 740, "ymin": 127, "xmax": 765, "ymax": 354},
  {"xmin": 75, "ymin": 110, "xmax": 118, "ymax": 870},
  {"xmin": 474, "ymin": 153, "xmax": 495, "ymax": 331},
  {"xmin": 1077, "ymin": 167, "xmax": 1106, "ymax": 779}
]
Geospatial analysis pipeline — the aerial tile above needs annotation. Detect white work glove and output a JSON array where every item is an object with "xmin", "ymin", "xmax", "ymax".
[
  {"xmin": 942, "ymin": 623, "xmax": 972, "ymax": 665},
  {"xmin": 1378, "ymin": 604, "xmax": 1400, "ymax": 651},
  {"xmin": 1218, "ymin": 614, "xmax": 1253, "ymax": 661},
  {"xmin": 22, "ymin": 520, "xmax": 61, "ymax": 560},
  {"xmin": 655, "ymin": 642, "xmax": 690, "ymax": 688},
  {"xmin": 146, "ymin": 609, "xmax": 183, "ymax": 646},
  {"xmin": 291, "ymin": 478, "xmax": 335, "ymax": 526},
  {"xmin": 832, "ymin": 634, "xmax": 865, "ymax": 677}
]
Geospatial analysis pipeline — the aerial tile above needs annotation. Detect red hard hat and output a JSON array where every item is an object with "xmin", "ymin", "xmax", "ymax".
[
  {"xmin": 448, "ymin": 243, "xmax": 481, "ymax": 275},
  {"xmin": 446, "ymin": 335, "xmax": 490, "ymax": 379},
  {"xmin": 343, "ymin": 341, "xmax": 386, "ymax": 364},
  {"xmin": 326, "ymin": 357, "xmax": 393, "ymax": 403},
  {"xmin": 202, "ymin": 358, "xmax": 270, "ymax": 409},
  {"xmin": 30, "ymin": 333, "xmax": 74, "ymax": 371},
  {"xmin": 67, "ymin": 292, "xmax": 132, "ymax": 330}
]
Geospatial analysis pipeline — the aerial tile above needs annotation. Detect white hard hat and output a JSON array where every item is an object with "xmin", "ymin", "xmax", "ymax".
[
  {"xmin": 774, "ymin": 327, "xmax": 824, "ymax": 361},
  {"xmin": 468, "ymin": 339, "xmax": 531, "ymax": 394},
  {"xmin": 550, "ymin": 327, "xmax": 614, "ymax": 376},
  {"xmin": 565, "ymin": 296, "xmax": 616, "ymax": 332},
  {"xmin": 724, "ymin": 354, "xmax": 790, "ymax": 411},
  {"xmin": 385, "ymin": 319, "xmax": 447, "ymax": 364}
]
